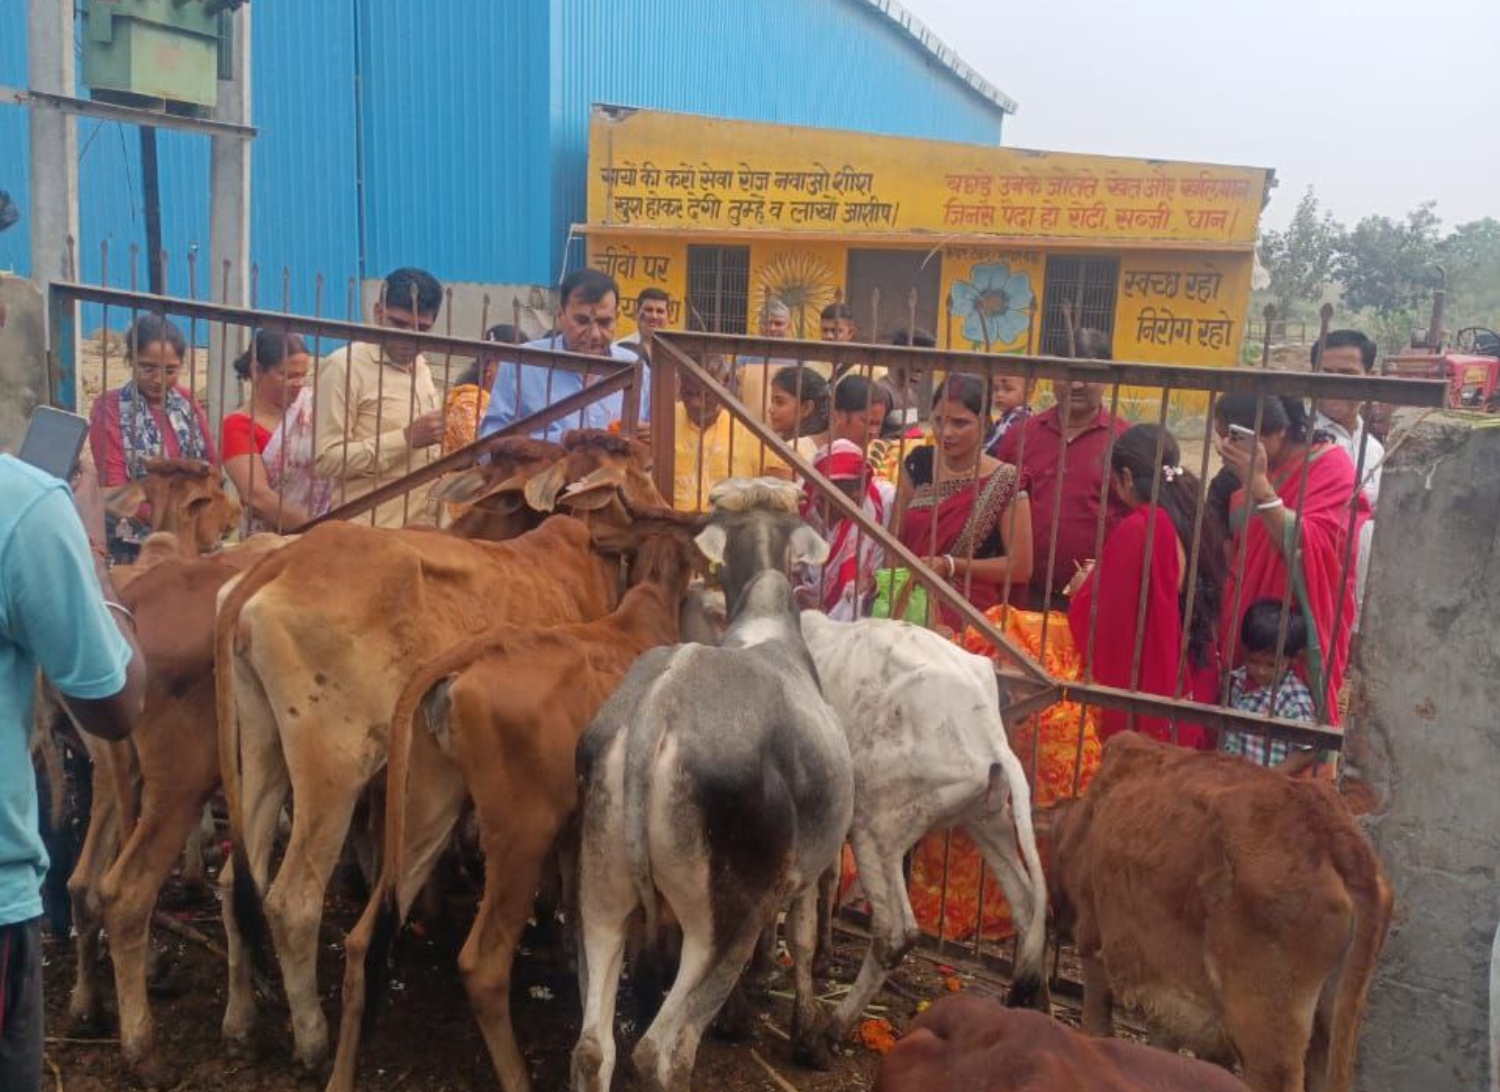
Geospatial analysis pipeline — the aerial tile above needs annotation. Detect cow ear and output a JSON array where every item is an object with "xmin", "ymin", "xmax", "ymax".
[
  {"xmin": 789, "ymin": 524, "xmax": 830, "ymax": 568},
  {"xmin": 523, "ymin": 461, "xmax": 572, "ymax": 512},
  {"xmin": 432, "ymin": 468, "xmax": 492, "ymax": 505},
  {"xmin": 694, "ymin": 524, "xmax": 728, "ymax": 566},
  {"xmin": 102, "ymin": 481, "xmax": 147, "ymax": 517}
]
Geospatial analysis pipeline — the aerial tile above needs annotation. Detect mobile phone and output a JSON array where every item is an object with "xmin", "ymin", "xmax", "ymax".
[
  {"xmin": 1227, "ymin": 424, "xmax": 1256, "ymax": 443},
  {"xmin": 17, "ymin": 406, "xmax": 90, "ymax": 481}
]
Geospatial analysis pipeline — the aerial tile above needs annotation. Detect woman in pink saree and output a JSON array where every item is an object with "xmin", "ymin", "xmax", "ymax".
[{"xmin": 220, "ymin": 330, "xmax": 333, "ymax": 534}]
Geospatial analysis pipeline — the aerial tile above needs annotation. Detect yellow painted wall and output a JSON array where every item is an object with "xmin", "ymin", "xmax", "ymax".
[
  {"xmin": 588, "ymin": 108, "xmax": 1270, "ymax": 249},
  {"xmin": 938, "ymin": 246, "xmax": 1046, "ymax": 352},
  {"xmin": 747, "ymin": 240, "xmax": 848, "ymax": 337},
  {"xmin": 590, "ymin": 237, "xmax": 689, "ymax": 337}
]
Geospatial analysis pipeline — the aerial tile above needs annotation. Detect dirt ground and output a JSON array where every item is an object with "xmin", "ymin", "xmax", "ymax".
[{"xmin": 40, "ymin": 869, "xmax": 1070, "ymax": 1092}]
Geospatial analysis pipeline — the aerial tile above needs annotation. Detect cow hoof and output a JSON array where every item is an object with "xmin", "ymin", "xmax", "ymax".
[
  {"xmin": 66, "ymin": 1009, "xmax": 113, "ymax": 1039},
  {"xmin": 1005, "ymin": 972, "xmax": 1049, "ymax": 1013},
  {"xmin": 127, "ymin": 1053, "xmax": 177, "ymax": 1090},
  {"xmin": 793, "ymin": 1035, "xmax": 835, "ymax": 1071},
  {"xmin": 292, "ymin": 1054, "xmax": 331, "ymax": 1085},
  {"xmin": 222, "ymin": 1033, "xmax": 256, "ymax": 1062}
]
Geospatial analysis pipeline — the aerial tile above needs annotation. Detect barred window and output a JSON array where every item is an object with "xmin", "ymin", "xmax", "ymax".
[
  {"xmin": 1040, "ymin": 256, "xmax": 1119, "ymax": 355},
  {"xmin": 686, "ymin": 245, "xmax": 750, "ymax": 334}
]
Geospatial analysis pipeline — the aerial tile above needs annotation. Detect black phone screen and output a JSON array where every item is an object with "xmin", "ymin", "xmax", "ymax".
[{"xmin": 17, "ymin": 406, "xmax": 90, "ymax": 481}]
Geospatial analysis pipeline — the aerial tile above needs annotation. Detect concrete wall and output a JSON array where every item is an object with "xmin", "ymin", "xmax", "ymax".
[
  {"xmin": 0, "ymin": 276, "xmax": 48, "ymax": 452},
  {"xmin": 1346, "ymin": 410, "xmax": 1500, "ymax": 1091}
]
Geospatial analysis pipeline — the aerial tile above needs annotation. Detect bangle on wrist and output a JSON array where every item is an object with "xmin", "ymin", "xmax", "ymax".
[
  {"xmin": 1255, "ymin": 497, "xmax": 1285, "ymax": 513},
  {"xmin": 103, "ymin": 600, "xmax": 136, "ymax": 630},
  {"xmin": 943, "ymin": 554, "xmax": 956, "ymax": 579}
]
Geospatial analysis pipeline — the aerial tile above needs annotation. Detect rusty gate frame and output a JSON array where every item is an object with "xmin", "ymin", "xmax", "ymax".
[
  {"xmin": 45, "ymin": 281, "xmax": 651, "ymax": 528},
  {"xmin": 649, "ymin": 329, "xmax": 1446, "ymax": 749}
]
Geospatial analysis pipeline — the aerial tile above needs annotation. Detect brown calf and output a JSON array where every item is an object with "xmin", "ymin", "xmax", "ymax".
[
  {"xmin": 874, "ymin": 994, "xmax": 1252, "ymax": 1092},
  {"xmin": 1047, "ymin": 733, "xmax": 1393, "ymax": 1092},
  {"xmin": 328, "ymin": 519, "xmax": 703, "ymax": 1092},
  {"xmin": 215, "ymin": 431, "xmax": 671, "ymax": 1076},
  {"xmin": 102, "ymin": 457, "xmax": 237, "ymax": 556}
]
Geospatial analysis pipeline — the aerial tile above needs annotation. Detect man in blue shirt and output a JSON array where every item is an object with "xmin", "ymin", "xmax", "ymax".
[
  {"xmin": 480, "ymin": 268, "xmax": 652, "ymax": 443},
  {"xmin": 0, "ymin": 455, "xmax": 144, "ymax": 1090}
]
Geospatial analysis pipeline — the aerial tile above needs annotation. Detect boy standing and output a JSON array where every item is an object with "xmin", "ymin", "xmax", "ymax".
[{"xmin": 1221, "ymin": 599, "xmax": 1319, "ymax": 773}]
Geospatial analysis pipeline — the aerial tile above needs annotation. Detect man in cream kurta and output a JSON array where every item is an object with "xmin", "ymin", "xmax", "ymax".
[{"xmin": 314, "ymin": 268, "xmax": 446, "ymax": 527}]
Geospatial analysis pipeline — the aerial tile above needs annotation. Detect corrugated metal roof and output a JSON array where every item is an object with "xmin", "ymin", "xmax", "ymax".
[
  {"xmin": 853, "ymin": 0, "xmax": 1019, "ymax": 116},
  {"xmin": 4, "ymin": 0, "xmax": 1017, "ymax": 296}
]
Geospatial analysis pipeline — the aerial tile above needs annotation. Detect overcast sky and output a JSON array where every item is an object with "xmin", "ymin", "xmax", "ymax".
[{"xmin": 907, "ymin": 0, "xmax": 1499, "ymax": 234}]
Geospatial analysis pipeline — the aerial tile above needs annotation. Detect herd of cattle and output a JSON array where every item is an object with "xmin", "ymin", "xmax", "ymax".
[{"xmin": 37, "ymin": 430, "xmax": 1403, "ymax": 1092}]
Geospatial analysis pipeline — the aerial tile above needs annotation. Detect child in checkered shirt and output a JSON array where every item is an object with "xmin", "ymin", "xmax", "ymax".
[{"xmin": 1222, "ymin": 599, "xmax": 1319, "ymax": 773}]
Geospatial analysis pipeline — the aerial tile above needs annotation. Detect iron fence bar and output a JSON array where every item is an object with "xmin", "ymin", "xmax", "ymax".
[
  {"xmin": 298, "ymin": 364, "xmax": 637, "ymax": 529},
  {"xmin": 997, "ymin": 682, "xmax": 1064, "ymax": 724},
  {"xmin": 1062, "ymin": 679, "xmax": 1343, "ymax": 747},
  {"xmin": 46, "ymin": 282, "xmax": 616, "ymax": 379},
  {"xmin": 653, "ymin": 336, "xmax": 1053, "ymax": 685},
  {"xmin": 655, "ymin": 332, "xmax": 1446, "ymax": 407}
]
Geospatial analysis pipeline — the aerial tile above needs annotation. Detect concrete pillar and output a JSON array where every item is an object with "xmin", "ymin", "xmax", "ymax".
[
  {"xmin": 0, "ymin": 277, "xmax": 47, "ymax": 449},
  {"xmin": 1345, "ymin": 411, "xmax": 1500, "ymax": 1091},
  {"xmin": 207, "ymin": 6, "xmax": 252, "ymax": 433},
  {"xmin": 27, "ymin": 0, "xmax": 79, "ymax": 373}
]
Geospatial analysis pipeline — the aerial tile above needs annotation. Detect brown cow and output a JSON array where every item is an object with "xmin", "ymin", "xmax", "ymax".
[
  {"xmin": 1047, "ymin": 733, "xmax": 1393, "ymax": 1092},
  {"xmin": 69, "ymin": 438, "xmax": 573, "ymax": 1086},
  {"xmin": 102, "ymin": 457, "xmax": 237, "ymax": 557},
  {"xmin": 215, "ymin": 431, "xmax": 672, "ymax": 1076},
  {"xmin": 873, "ymin": 994, "xmax": 1252, "ymax": 1092},
  {"xmin": 327, "ymin": 517, "xmax": 705, "ymax": 1092}
]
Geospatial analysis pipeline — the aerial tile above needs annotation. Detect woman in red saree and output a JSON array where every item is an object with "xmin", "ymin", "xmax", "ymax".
[
  {"xmin": 1213, "ymin": 393, "xmax": 1370, "ymax": 723},
  {"xmin": 895, "ymin": 375, "xmax": 1032, "ymax": 630},
  {"xmin": 1066, "ymin": 425, "xmax": 1225, "ymax": 748}
]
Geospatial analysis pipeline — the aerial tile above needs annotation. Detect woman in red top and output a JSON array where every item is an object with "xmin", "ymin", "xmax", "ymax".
[
  {"xmin": 88, "ymin": 314, "xmax": 216, "ymax": 560},
  {"xmin": 1066, "ymin": 425, "xmax": 1225, "ymax": 748},
  {"xmin": 220, "ymin": 330, "xmax": 330, "ymax": 533}
]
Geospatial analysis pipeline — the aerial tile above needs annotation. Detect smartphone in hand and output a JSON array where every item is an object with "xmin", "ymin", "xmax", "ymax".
[
  {"xmin": 1227, "ymin": 423, "xmax": 1256, "ymax": 444},
  {"xmin": 17, "ymin": 406, "xmax": 90, "ymax": 481}
]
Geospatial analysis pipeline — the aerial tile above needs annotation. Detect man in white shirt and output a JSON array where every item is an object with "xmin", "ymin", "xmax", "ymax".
[{"xmin": 1312, "ymin": 330, "xmax": 1384, "ymax": 636}]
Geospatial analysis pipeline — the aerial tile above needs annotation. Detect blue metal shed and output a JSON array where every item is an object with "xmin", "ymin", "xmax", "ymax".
[{"xmin": 2, "ymin": 0, "xmax": 1014, "ymax": 313}]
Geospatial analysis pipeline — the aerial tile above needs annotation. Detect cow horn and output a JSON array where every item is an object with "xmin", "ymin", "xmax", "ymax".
[{"xmin": 522, "ymin": 461, "xmax": 572, "ymax": 512}]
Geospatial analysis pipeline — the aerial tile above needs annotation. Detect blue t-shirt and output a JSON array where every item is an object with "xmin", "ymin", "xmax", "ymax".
[
  {"xmin": 0, "ymin": 456, "xmax": 132, "ymax": 926},
  {"xmin": 480, "ymin": 337, "xmax": 651, "ymax": 443}
]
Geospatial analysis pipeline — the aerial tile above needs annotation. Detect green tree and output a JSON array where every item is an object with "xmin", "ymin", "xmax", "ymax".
[
  {"xmin": 1335, "ymin": 202, "xmax": 1443, "ymax": 315},
  {"xmin": 1440, "ymin": 218, "xmax": 1500, "ymax": 332},
  {"xmin": 1258, "ymin": 188, "xmax": 1342, "ymax": 317}
]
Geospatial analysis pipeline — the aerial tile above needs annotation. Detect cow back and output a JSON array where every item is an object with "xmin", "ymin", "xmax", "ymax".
[{"xmin": 875, "ymin": 995, "xmax": 1251, "ymax": 1092}]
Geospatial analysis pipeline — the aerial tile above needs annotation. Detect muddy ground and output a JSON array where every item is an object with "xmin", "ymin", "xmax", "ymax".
[{"xmin": 40, "ymin": 869, "xmax": 1076, "ymax": 1092}]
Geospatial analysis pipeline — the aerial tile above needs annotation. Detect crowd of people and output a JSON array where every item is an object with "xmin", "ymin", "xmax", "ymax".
[
  {"xmin": 75, "ymin": 263, "xmax": 1378, "ymax": 763},
  {"xmin": 3, "ymin": 258, "xmax": 1393, "ymax": 1083}
]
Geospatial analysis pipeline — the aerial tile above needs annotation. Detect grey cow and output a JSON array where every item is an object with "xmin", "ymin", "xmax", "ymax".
[{"xmin": 571, "ymin": 479, "xmax": 854, "ymax": 1092}]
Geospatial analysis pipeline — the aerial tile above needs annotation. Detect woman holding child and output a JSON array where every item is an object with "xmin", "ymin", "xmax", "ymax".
[{"xmin": 1212, "ymin": 393, "xmax": 1370, "ymax": 724}]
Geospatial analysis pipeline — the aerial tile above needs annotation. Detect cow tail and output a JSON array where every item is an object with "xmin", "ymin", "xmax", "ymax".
[
  {"xmin": 214, "ymin": 552, "xmax": 288, "ymax": 977},
  {"xmin": 622, "ymin": 708, "xmax": 668, "ymax": 980},
  {"xmin": 361, "ymin": 646, "xmax": 458, "ymax": 1032},
  {"xmin": 1323, "ymin": 819, "xmax": 1394, "ymax": 1092},
  {"xmin": 994, "ymin": 747, "xmax": 1051, "ymax": 1011}
]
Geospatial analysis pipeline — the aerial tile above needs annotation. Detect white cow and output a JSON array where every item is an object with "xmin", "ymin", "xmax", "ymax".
[
  {"xmin": 798, "ymin": 611, "xmax": 1050, "ymax": 1046},
  {"xmin": 572, "ymin": 480, "xmax": 853, "ymax": 1092}
]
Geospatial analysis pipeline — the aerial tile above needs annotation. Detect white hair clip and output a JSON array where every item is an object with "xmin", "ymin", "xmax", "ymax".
[{"xmin": 1161, "ymin": 464, "xmax": 1185, "ymax": 483}]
